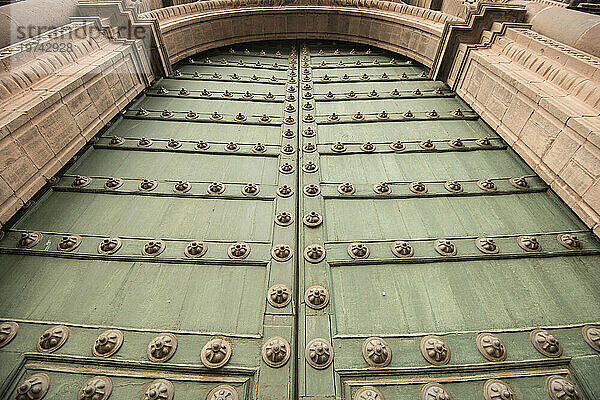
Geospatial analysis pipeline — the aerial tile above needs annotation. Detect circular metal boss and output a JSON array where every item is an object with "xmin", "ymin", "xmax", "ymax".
[
  {"xmin": 205, "ymin": 385, "xmax": 238, "ymax": 400},
  {"xmin": 362, "ymin": 337, "xmax": 392, "ymax": 367},
  {"xmin": 78, "ymin": 376, "xmax": 112, "ymax": 400},
  {"xmin": 305, "ymin": 338, "xmax": 333, "ymax": 369},
  {"xmin": 92, "ymin": 329, "xmax": 123, "ymax": 358},
  {"xmin": 262, "ymin": 336, "xmax": 291, "ymax": 368},
  {"xmin": 37, "ymin": 325, "xmax": 69, "ymax": 353},
  {"xmin": 147, "ymin": 333, "xmax": 178, "ymax": 362},
  {"xmin": 201, "ymin": 338, "xmax": 232, "ymax": 369}
]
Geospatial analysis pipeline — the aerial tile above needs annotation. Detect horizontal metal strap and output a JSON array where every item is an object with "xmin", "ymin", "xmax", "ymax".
[
  {"xmin": 1, "ymin": 229, "xmax": 275, "ymax": 264},
  {"xmin": 324, "ymin": 230, "xmax": 597, "ymax": 264}
]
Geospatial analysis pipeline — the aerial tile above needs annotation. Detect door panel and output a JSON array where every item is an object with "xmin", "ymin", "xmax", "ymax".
[
  {"xmin": 0, "ymin": 41, "xmax": 297, "ymax": 400},
  {"xmin": 297, "ymin": 42, "xmax": 600, "ymax": 400}
]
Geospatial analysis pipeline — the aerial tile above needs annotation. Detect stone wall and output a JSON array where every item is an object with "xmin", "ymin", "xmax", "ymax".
[
  {"xmin": 0, "ymin": 22, "xmax": 150, "ymax": 226},
  {"xmin": 454, "ymin": 26, "xmax": 600, "ymax": 235}
]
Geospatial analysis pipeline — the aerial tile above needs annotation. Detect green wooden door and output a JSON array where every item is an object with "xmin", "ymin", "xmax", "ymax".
[{"xmin": 0, "ymin": 40, "xmax": 599, "ymax": 400}]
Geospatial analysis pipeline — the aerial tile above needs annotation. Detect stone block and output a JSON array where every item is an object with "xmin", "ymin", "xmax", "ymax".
[
  {"xmin": 13, "ymin": 123, "xmax": 54, "ymax": 169},
  {"xmin": 543, "ymin": 128, "xmax": 582, "ymax": 173},
  {"xmin": 561, "ymin": 160, "xmax": 594, "ymax": 196}
]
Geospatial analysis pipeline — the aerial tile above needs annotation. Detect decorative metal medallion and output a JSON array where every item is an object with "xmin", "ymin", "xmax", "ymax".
[
  {"xmin": 338, "ymin": 182, "xmax": 355, "ymax": 195},
  {"xmin": 283, "ymin": 129, "xmax": 295, "ymax": 139},
  {"xmin": 303, "ymin": 211, "xmax": 323, "ymax": 228},
  {"xmin": 477, "ymin": 137, "xmax": 492, "ymax": 146},
  {"xmin": 141, "ymin": 379, "xmax": 174, "ymax": 400},
  {"xmin": 403, "ymin": 110, "xmax": 414, "ymax": 118},
  {"xmin": 281, "ymin": 144, "xmax": 294, "ymax": 155},
  {"xmin": 234, "ymin": 113, "xmax": 246, "ymax": 122},
  {"xmin": 354, "ymin": 386, "xmax": 384, "ymax": 400},
  {"xmin": 78, "ymin": 376, "xmax": 112, "ymax": 400},
  {"xmin": 253, "ymin": 143, "xmax": 267, "ymax": 153},
  {"xmin": 184, "ymin": 241, "xmax": 208, "ymax": 258},
  {"xmin": 448, "ymin": 138, "xmax": 464, "ymax": 148},
  {"xmin": 92, "ymin": 329, "xmax": 123, "ymax": 357},
  {"xmin": 0, "ymin": 321, "xmax": 18, "ymax": 348},
  {"xmin": 201, "ymin": 338, "xmax": 233, "ymax": 369},
  {"xmin": 557, "ymin": 233, "xmax": 583, "ymax": 250},
  {"xmin": 331, "ymin": 141, "xmax": 346, "ymax": 152},
  {"xmin": 377, "ymin": 111, "xmax": 389, "ymax": 119},
  {"xmin": 267, "ymin": 284, "xmax": 291, "ymax": 308},
  {"xmin": 444, "ymin": 181, "xmax": 462, "ymax": 193},
  {"xmin": 205, "ymin": 385, "xmax": 238, "ymax": 400},
  {"xmin": 304, "ymin": 244, "xmax": 326, "ymax": 263},
  {"xmin": 305, "ymin": 285, "xmax": 329, "ymax": 309},
  {"xmin": 242, "ymin": 183, "xmax": 260, "ymax": 196},
  {"xmin": 517, "ymin": 236, "xmax": 541, "ymax": 252},
  {"xmin": 361, "ymin": 142, "xmax": 375, "ymax": 152},
  {"xmin": 16, "ymin": 231, "xmax": 42, "ymax": 249},
  {"xmin": 362, "ymin": 337, "xmax": 391, "ymax": 367},
  {"xmin": 374, "ymin": 182, "xmax": 391, "ymax": 194},
  {"xmin": 427, "ymin": 110, "xmax": 439, "ymax": 118},
  {"xmin": 305, "ymin": 338, "xmax": 333, "ymax": 369},
  {"xmin": 452, "ymin": 108, "xmax": 463, "ymax": 117},
  {"xmin": 434, "ymin": 239, "xmax": 457, "ymax": 256},
  {"xmin": 275, "ymin": 211, "xmax": 293, "ymax": 227},
  {"xmin": 279, "ymin": 163, "xmax": 295, "ymax": 174},
  {"xmin": 186, "ymin": 110, "xmax": 198, "ymax": 119},
  {"xmin": 277, "ymin": 184, "xmax": 294, "ymax": 198},
  {"xmin": 304, "ymin": 184, "xmax": 321, "ymax": 197},
  {"xmin": 477, "ymin": 179, "xmax": 497, "ymax": 192},
  {"xmin": 271, "ymin": 244, "xmax": 293, "ymax": 262},
  {"xmin": 531, "ymin": 328, "xmax": 562, "ymax": 357},
  {"xmin": 303, "ymin": 143, "xmax": 317, "ymax": 153},
  {"xmin": 483, "ymin": 379, "xmax": 515, "ymax": 400},
  {"xmin": 352, "ymin": 112, "xmax": 365, "ymax": 121},
  {"xmin": 390, "ymin": 241, "xmax": 414, "ymax": 258},
  {"xmin": 139, "ymin": 179, "xmax": 158, "ymax": 191},
  {"xmin": 262, "ymin": 336, "xmax": 291, "ymax": 368},
  {"xmin": 207, "ymin": 182, "xmax": 225, "ymax": 195},
  {"xmin": 167, "ymin": 138, "xmax": 181, "ymax": 149},
  {"xmin": 228, "ymin": 242, "xmax": 250, "ymax": 259},
  {"xmin": 110, "ymin": 136, "xmax": 125, "ymax": 146},
  {"xmin": 147, "ymin": 333, "xmax": 178, "ymax": 362},
  {"xmin": 303, "ymin": 161, "xmax": 318, "ymax": 173},
  {"xmin": 173, "ymin": 181, "xmax": 191, "ymax": 193},
  {"xmin": 104, "ymin": 177, "xmax": 123, "ymax": 190},
  {"xmin": 225, "ymin": 142, "xmax": 239, "ymax": 152},
  {"xmin": 412, "ymin": 88, "xmax": 422, "ymax": 96},
  {"xmin": 475, "ymin": 237, "xmax": 499, "ymax": 254},
  {"xmin": 14, "ymin": 373, "xmax": 50, "ymax": 400},
  {"xmin": 348, "ymin": 242, "xmax": 370, "ymax": 259},
  {"xmin": 72, "ymin": 175, "xmax": 91, "ymax": 188},
  {"xmin": 510, "ymin": 176, "xmax": 529, "ymax": 189},
  {"xmin": 410, "ymin": 182, "xmax": 427, "ymax": 194},
  {"xmin": 476, "ymin": 333, "xmax": 507, "ymax": 362},
  {"xmin": 419, "ymin": 139, "xmax": 434, "ymax": 150},
  {"xmin": 211, "ymin": 111, "xmax": 222, "ymax": 120},
  {"xmin": 303, "ymin": 127, "xmax": 315, "ymax": 137},
  {"xmin": 420, "ymin": 382, "xmax": 452, "ymax": 400},
  {"xmin": 546, "ymin": 376, "xmax": 582, "ymax": 400},
  {"xmin": 37, "ymin": 325, "xmax": 69, "ymax": 353},
  {"xmin": 195, "ymin": 140, "xmax": 210, "ymax": 151},
  {"xmin": 142, "ymin": 239, "xmax": 166, "ymax": 257},
  {"xmin": 57, "ymin": 235, "xmax": 82, "ymax": 252},
  {"xmin": 388, "ymin": 140, "xmax": 405, "ymax": 151},
  {"xmin": 582, "ymin": 324, "xmax": 600, "ymax": 352},
  {"xmin": 420, "ymin": 335, "xmax": 450, "ymax": 365}
]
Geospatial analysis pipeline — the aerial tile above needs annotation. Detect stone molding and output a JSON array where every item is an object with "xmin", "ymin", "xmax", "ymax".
[
  {"xmin": 143, "ymin": 0, "xmax": 460, "ymax": 67},
  {"xmin": 0, "ymin": 21, "xmax": 149, "ymax": 226},
  {"xmin": 454, "ymin": 24, "xmax": 600, "ymax": 235}
]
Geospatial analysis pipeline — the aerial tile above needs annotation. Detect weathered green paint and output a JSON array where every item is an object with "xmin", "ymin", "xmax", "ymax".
[{"xmin": 0, "ymin": 41, "xmax": 599, "ymax": 400}]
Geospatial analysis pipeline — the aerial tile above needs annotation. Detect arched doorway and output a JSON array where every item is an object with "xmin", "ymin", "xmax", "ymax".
[{"xmin": 0, "ymin": 40, "xmax": 598, "ymax": 400}]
